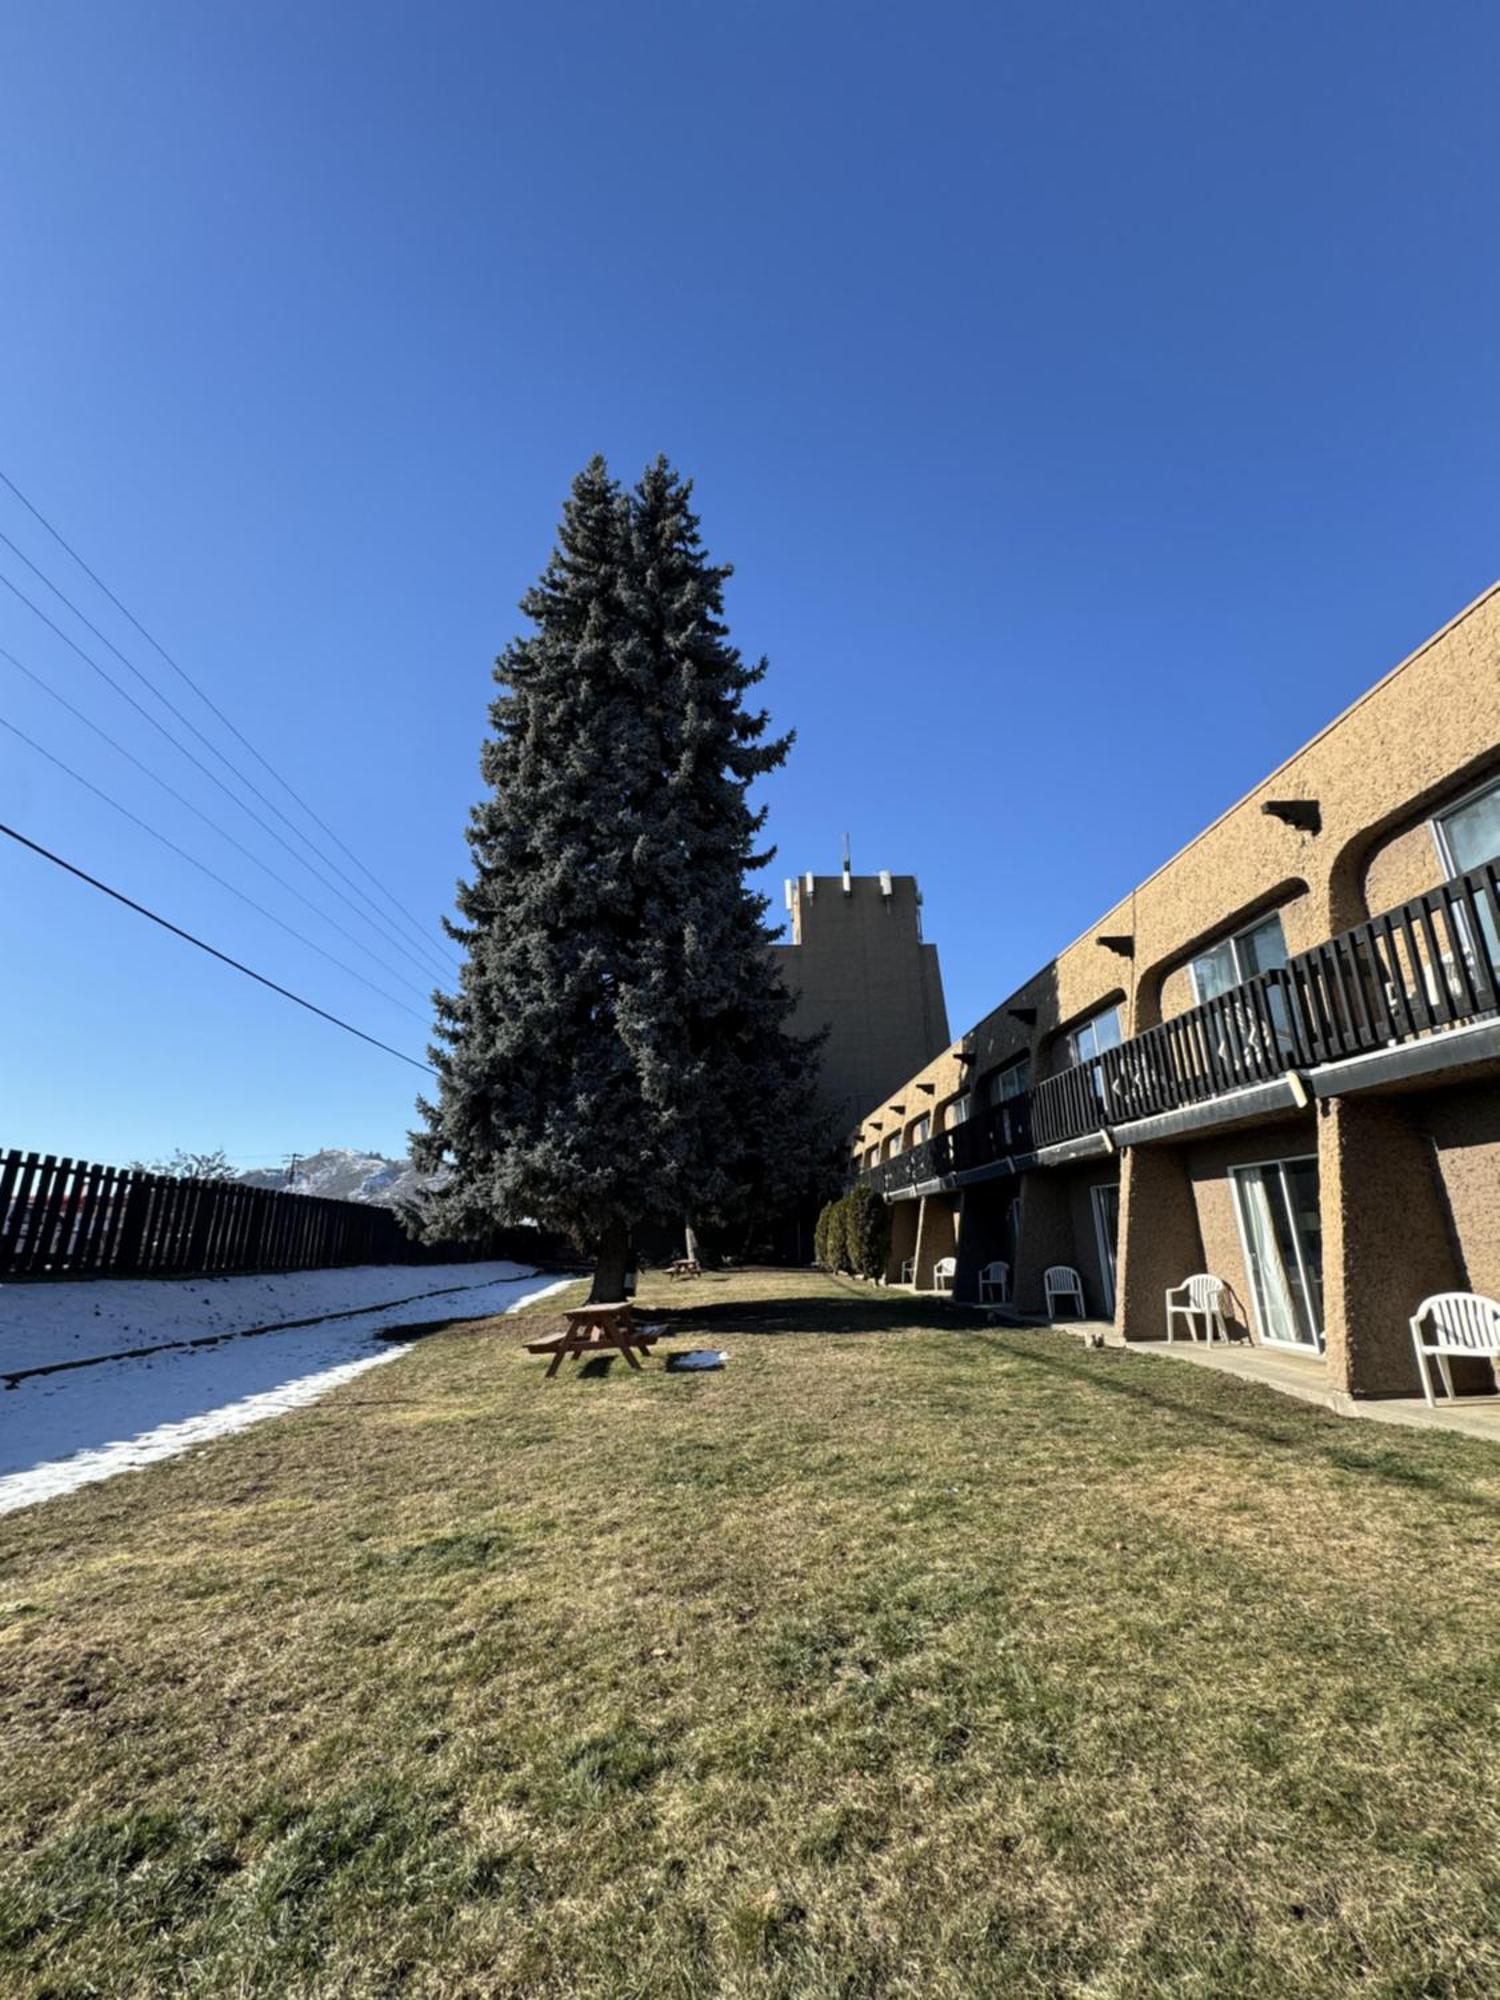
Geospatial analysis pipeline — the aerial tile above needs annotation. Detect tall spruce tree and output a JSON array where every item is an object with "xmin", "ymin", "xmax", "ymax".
[{"xmin": 413, "ymin": 456, "xmax": 831, "ymax": 1299}]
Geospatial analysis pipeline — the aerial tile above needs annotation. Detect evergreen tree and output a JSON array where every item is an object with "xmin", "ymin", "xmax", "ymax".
[{"xmin": 413, "ymin": 457, "xmax": 832, "ymax": 1299}]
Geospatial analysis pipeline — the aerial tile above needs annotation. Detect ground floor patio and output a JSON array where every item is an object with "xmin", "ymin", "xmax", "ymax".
[{"xmin": 884, "ymin": 1066, "xmax": 1500, "ymax": 1409}]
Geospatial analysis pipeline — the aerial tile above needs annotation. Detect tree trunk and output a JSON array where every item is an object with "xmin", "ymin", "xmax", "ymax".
[{"xmin": 589, "ymin": 1218, "xmax": 632, "ymax": 1304}]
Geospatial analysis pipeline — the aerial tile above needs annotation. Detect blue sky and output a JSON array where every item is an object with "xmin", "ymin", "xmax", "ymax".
[{"xmin": 2, "ymin": 1, "xmax": 1497, "ymax": 1169}]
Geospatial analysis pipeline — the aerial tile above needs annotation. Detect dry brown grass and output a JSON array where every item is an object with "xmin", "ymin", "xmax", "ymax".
[{"xmin": 5, "ymin": 1267, "xmax": 1500, "ymax": 1996}]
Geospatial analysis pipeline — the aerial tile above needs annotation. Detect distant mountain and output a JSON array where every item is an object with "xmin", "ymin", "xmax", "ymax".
[{"xmin": 238, "ymin": 1148, "xmax": 434, "ymax": 1208}]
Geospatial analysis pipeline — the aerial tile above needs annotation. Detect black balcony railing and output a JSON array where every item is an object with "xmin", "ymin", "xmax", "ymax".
[
  {"xmin": 858, "ymin": 859, "xmax": 1500, "ymax": 1191},
  {"xmin": 859, "ymin": 1093, "xmax": 1034, "ymax": 1198},
  {"xmin": 1031, "ymin": 859, "xmax": 1500, "ymax": 1147}
]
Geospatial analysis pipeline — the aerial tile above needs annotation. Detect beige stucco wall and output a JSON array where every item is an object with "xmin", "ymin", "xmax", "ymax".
[
  {"xmin": 913, "ymin": 1194, "xmax": 959, "ymax": 1290},
  {"xmin": 1423, "ymin": 1085, "xmax": 1500, "ymax": 1302},
  {"xmin": 1364, "ymin": 818, "xmax": 1446, "ymax": 917},
  {"xmin": 851, "ymin": 1042, "xmax": 972, "ymax": 1159},
  {"xmin": 1319, "ymin": 1096, "xmax": 1468, "ymax": 1396}
]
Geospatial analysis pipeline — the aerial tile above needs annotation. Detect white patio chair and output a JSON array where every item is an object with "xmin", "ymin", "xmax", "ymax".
[
  {"xmin": 1165, "ymin": 1273, "xmax": 1231, "ymax": 1345},
  {"xmin": 1409, "ymin": 1292, "xmax": 1500, "ymax": 1407},
  {"xmin": 932, "ymin": 1255, "xmax": 956, "ymax": 1293},
  {"xmin": 899, "ymin": 1257, "xmax": 915, "ymax": 1284},
  {"xmin": 978, "ymin": 1260, "xmax": 1011, "ymax": 1305},
  {"xmin": 1043, "ymin": 1265, "xmax": 1086, "ymax": 1319}
]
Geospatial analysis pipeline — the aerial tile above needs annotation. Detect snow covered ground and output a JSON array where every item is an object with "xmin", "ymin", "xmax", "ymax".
[
  {"xmin": 0, "ymin": 1263, "xmax": 571, "ymax": 1516},
  {"xmin": 0, "ymin": 1260, "xmax": 567, "ymax": 1379}
]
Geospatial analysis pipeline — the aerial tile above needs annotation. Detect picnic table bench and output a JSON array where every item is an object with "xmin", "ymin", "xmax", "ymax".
[
  {"xmin": 525, "ymin": 1302, "xmax": 661, "ymax": 1378},
  {"xmin": 665, "ymin": 1257, "xmax": 701, "ymax": 1281}
]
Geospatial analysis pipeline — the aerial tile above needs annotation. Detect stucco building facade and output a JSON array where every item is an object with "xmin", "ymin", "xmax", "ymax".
[{"xmin": 850, "ymin": 583, "xmax": 1500, "ymax": 1401}]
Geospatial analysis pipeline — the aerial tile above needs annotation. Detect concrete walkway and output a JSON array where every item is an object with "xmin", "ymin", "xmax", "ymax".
[{"xmin": 1045, "ymin": 1318, "xmax": 1500, "ymax": 1443}]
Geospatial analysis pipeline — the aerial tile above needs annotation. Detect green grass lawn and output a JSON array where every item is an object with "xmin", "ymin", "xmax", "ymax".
[{"xmin": 6, "ymin": 1269, "xmax": 1500, "ymax": 1998}]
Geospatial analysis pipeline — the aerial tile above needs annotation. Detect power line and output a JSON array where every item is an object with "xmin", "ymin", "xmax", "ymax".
[
  {"xmin": 0, "ymin": 467, "xmax": 460, "ymax": 971},
  {"xmin": 0, "ymin": 818, "xmax": 436, "ymax": 1075},
  {"xmin": 0, "ymin": 520, "xmax": 458, "ymax": 989},
  {"xmin": 0, "ymin": 639, "xmax": 435, "ymax": 1006},
  {"xmin": 0, "ymin": 709, "xmax": 429, "ymax": 1023},
  {"xmin": 0, "ymin": 543, "xmax": 456, "ymax": 991}
]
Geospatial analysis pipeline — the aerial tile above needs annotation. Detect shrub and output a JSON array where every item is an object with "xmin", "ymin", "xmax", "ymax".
[
  {"xmin": 813, "ymin": 1200, "xmax": 836, "ymax": 1271},
  {"xmin": 844, "ymin": 1184, "xmax": 891, "ymax": 1280},
  {"xmin": 823, "ymin": 1197, "xmax": 849, "ymax": 1274}
]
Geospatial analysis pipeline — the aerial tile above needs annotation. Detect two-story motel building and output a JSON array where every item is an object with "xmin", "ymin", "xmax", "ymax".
[{"xmin": 851, "ymin": 583, "xmax": 1500, "ymax": 1400}]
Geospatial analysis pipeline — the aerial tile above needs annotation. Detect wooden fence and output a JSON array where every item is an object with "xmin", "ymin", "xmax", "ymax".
[{"xmin": 0, "ymin": 1149, "xmax": 524, "ymax": 1280}]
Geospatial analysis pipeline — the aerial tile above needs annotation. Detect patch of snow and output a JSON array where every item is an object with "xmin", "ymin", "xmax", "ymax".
[
  {"xmin": 0, "ymin": 1269, "xmax": 571, "ymax": 1517},
  {"xmin": 0, "ymin": 1260, "xmax": 555, "ymax": 1379}
]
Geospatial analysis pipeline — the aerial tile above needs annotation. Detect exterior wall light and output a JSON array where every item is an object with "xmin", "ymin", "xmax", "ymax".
[{"xmin": 1262, "ymin": 800, "xmax": 1322, "ymax": 834}]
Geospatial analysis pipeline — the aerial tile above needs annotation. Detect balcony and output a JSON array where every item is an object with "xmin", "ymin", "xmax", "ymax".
[
  {"xmin": 1033, "ymin": 859, "xmax": 1500, "ymax": 1148},
  {"xmin": 857, "ymin": 859, "xmax": 1500, "ymax": 1190},
  {"xmin": 859, "ymin": 1094, "xmax": 1034, "ymax": 1199}
]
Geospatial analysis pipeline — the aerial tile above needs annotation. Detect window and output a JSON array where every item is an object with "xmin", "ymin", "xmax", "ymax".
[
  {"xmin": 883, "ymin": 1134, "xmax": 900, "ymax": 1159},
  {"xmin": 987, "ymin": 1054, "xmax": 1031, "ymax": 1103},
  {"xmin": 943, "ymin": 1094, "xmax": 971, "ymax": 1129},
  {"xmin": 908, "ymin": 1114, "xmax": 930, "ymax": 1146},
  {"xmin": 1066, "ymin": 1005, "xmax": 1122, "ymax": 1068},
  {"xmin": 1190, "ymin": 911, "xmax": 1289, "ymax": 1004},
  {"xmin": 1436, "ymin": 776, "xmax": 1500, "ymax": 876},
  {"xmin": 865, "ymin": 1146, "xmax": 879, "ymax": 1169}
]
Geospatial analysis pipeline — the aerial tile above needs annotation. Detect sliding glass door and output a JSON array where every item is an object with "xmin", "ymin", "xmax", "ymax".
[
  {"xmin": 1090, "ymin": 1183, "xmax": 1120, "ymax": 1318},
  {"xmin": 1230, "ymin": 1158, "xmax": 1324, "ymax": 1351}
]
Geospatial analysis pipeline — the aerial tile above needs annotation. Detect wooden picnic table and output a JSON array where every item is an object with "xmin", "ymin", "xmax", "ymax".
[{"xmin": 525, "ymin": 1302, "xmax": 661, "ymax": 1379}]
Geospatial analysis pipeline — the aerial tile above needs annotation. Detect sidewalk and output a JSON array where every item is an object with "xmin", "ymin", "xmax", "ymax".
[{"xmin": 1045, "ymin": 1318, "xmax": 1500, "ymax": 1443}]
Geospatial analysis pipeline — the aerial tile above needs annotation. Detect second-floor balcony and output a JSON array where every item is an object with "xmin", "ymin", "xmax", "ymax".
[
  {"xmin": 857, "ymin": 858, "xmax": 1500, "ymax": 1194},
  {"xmin": 861, "ymin": 1093, "xmax": 1033, "ymax": 1200}
]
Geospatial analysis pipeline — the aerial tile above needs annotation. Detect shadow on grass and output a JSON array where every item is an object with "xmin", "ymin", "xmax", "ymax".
[
  {"xmin": 658, "ymin": 1288, "xmax": 991, "ymax": 1339},
  {"xmin": 371, "ymin": 1315, "xmax": 509, "ymax": 1345},
  {"xmin": 1000, "ymin": 1333, "xmax": 1500, "ymax": 1518}
]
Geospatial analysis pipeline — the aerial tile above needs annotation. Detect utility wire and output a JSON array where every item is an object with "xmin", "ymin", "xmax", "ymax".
[
  {"xmin": 0, "ymin": 710, "xmax": 428, "ymax": 1023},
  {"xmin": 0, "ymin": 536, "xmax": 455, "ymax": 989},
  {"xmin": 0, "ymin": 818, "xmax": 435, "ymax": 1075},
  {"xmin": 0, "ymin": 467, "xmax": 459, "ymax": 971},
  {"xmin": 0, "ymin": 616, "xmax": 436, "ymax": 1005}
]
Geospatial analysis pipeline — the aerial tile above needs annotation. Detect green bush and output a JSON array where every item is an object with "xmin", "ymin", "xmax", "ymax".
[
  {"xmin": 813, "ymin": 1200, "xmax": 836, "ymax": 1271},
  {"xmin": 823, "ymin": 1197, "xmax": 849, "ymax": 1273},
  {"xmin": 843, "ymin": 1184, "xmax": 891, "ymax": 1280},
  {"xmin": 814, "ymin": 1190, "xmax": 888, "ymax": 1279}
]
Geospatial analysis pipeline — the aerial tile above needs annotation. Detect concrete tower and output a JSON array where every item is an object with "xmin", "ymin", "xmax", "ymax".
[{"xmin": 768, "ymin": 863, "xmax": 949, "ymax": 1130}]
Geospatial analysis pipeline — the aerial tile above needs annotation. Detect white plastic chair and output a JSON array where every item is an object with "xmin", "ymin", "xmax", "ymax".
[
  {"xmin": 1043, "ymin": 1265, "xmax": 1085, "ymax": 1319},
  {"xmin": 932, "ymin": 1255, "xmax": 956, "ymax": 1293},
  {"xmin": 978, "ymin": 1260, "xmax": 1011, "ymax": 1305},
  {"xmin": 1409, "ymin": 1292, "xmax": 1500, "ymax": 1406},
  {"xmin": 899, "ymin": 1257, "xmax": 915, "ymax": 1285},
  {"xmin": 1165, "ymin": 1274, "xmax": 1231, "ymax": 1345}
]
